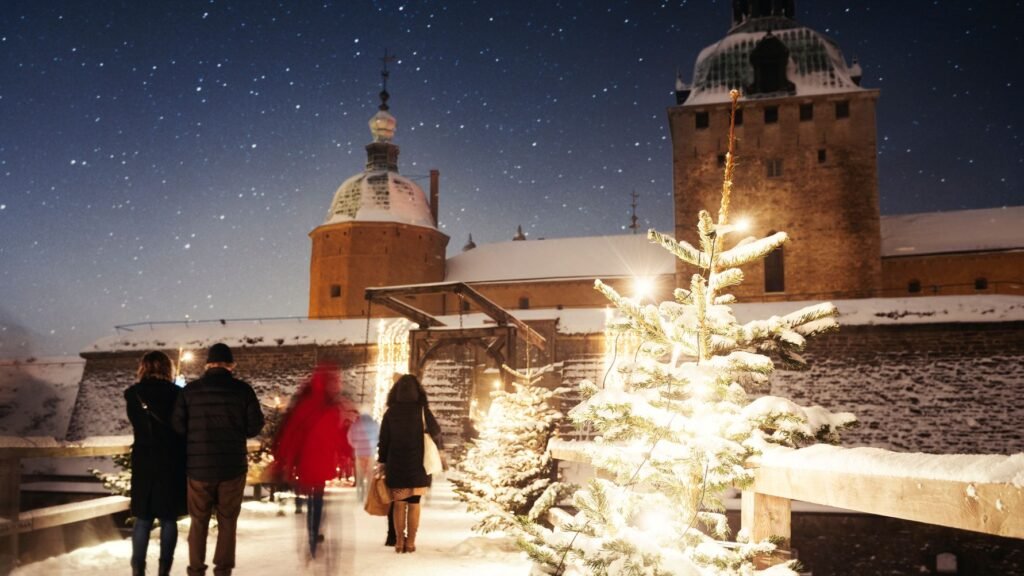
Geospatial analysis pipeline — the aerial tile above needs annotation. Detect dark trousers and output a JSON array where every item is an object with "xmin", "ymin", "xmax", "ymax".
[
  {"xmin": 186, "ymin": 474, "xmax": 245, "ymax": 576},
  {"xmin": 131, "ymin": 516, "xmax": 178, "ymax": 570}
]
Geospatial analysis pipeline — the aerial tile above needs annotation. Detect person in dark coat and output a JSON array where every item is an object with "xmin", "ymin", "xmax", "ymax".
[
  {"xmin": 377, "ymin": 374, "xmax": 444, "ymax": 553},
  {"xmin": 272, "ymin": 362, "xmax": 354, "ymax": 559},
  {"xmin": 126, "ymin": 350, "xmax": 187, "ymax": 576},
  {"xmin": 172, "ymin": 343, "xmax": 264, "ymax": 576}
]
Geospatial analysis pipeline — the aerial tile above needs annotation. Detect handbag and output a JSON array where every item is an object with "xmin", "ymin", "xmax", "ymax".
[
  {"xmin": 364, "ymin": 473, "xmax": 391, "ymax": 516},
  {"xmin": 422, "ymin": 408, "xmax": 444, "ymax": 476}
]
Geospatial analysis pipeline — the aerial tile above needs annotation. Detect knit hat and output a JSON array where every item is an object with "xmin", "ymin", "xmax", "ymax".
[{"xmin": 206, "ymin": 343, "xmax": 234, "ymax": 364}]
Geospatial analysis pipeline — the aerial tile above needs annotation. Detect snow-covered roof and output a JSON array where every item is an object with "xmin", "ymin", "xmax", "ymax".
[
  {"xmin": 321, "ymin": 105, "xmax": 437, "ymax": 229},
  {"xmin": 685, "ymin": 24, "xmax": 865, "ymax": 106},
  {"xmin": 324, "ymin": 170, "xmax": 436, "ymax": 228},
  {"xmin": 880, "ymin": 206, "xmax": 1024, "ymax": 257},
  {"xmin": 445, "ymin": 234, "xmax": 675, "ymax": 283},
  {"xmin": 82, "ymin": 295, "xmax": 1024, "ymax": 354}
]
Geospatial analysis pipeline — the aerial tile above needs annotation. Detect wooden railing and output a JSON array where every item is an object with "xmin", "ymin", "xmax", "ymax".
[
  {"xmin": 549, "ymin": 440, "xmax": 1024, "ymax": 566},
  {"xmin": 1, "ymin": 436, "xmax": 134, "ymax": 572}
]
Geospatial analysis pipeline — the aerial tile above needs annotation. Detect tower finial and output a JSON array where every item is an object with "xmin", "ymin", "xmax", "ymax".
[{"xmin": 379, "ymin": 49, "xmax": 397, "ymax": 111}]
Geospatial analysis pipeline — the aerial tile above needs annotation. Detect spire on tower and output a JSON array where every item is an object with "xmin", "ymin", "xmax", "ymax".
[
  {"xmin": 378, "ymin": 48, "xmax": 397, "ymax": 111},
  {"xmin": 629, "ymin": 189, "xmax": 640, "ymax": 234}
]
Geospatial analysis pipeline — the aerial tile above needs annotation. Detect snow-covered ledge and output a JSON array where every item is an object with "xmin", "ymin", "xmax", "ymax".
[{"xmin": 549, "ymin": 439, "xmax": 1024, "ymax": 540}]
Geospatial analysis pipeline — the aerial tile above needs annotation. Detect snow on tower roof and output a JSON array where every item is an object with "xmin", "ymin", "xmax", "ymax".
[
  {"xmin": 685, "ymin": 25, "xmax": 866, "ymax": 106},
  {"xmin": 445, "ymin": 234, "xmax": 675, "ymax": 283},
  {"xmin": 880, "ymin": 206, "xmax": 1024, "ymax": 257},
  {"xmin": 324, "ymin": 170, "xmax": 436, "ymax": 228}
]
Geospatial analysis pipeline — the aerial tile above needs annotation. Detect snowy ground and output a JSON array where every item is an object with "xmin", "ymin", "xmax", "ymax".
[{"xmin": 13, "ymin": 479, "xmax": 532, "ymax": 576}]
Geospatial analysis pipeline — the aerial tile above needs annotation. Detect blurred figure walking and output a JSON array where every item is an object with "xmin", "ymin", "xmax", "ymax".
[
  {"xmin": 273, "ymin": 363, "xmax": 354, "ymax": 559},
  {"xmin": 347, "ymin": 411, "xmax": 380, "ymax": 501},
  {"xmin": 125, "ymin": 351, "xmax": 187, "ymax": 576},
  {"xmin": 377, "ymin": 374, "xmax": 444, "ymax": 553}
]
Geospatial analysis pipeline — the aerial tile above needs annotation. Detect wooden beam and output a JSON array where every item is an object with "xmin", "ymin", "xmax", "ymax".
[
  {"xmin": 7, "ymin": 495, "xmax": 130, "ymax": 535},
  {"xmin": 453, "ymin": 284, "xmax": 547, "ymax": 350},
  {"xmin": 0, "ymin": 436, "xmax": 132, "ymax": 459},
  {"xmin": 365, "ymin": 295, "xmax": 444, "ymax": 328},
  {"xmin": 365, "ymin": 282, "xmax": 547, "ymax": 351},
  {"xmin": 751, "ymin": 464, "xmax": 1024, "ymax": 539},
  {"xmin": 741, "ymin": 491, "xmax": 792, "ymax": 568}
]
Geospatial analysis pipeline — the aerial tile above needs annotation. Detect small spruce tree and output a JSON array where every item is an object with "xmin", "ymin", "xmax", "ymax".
[
  {"xmin": 517, "ymin": 90, "xmax": 855, "ymax": 576},
  {"xmin": 451, "ymin": 365, "xmax": 570, "ymax": 533}
]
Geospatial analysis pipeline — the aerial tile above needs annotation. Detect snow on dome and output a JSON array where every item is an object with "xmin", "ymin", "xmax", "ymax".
[
  {"xmin": 321, "ymin": 104, "xmax": 436, "ymax": 229},
  {"xmin": 881, "ymin": 206, "xmax": 1024, "ymax": 257},
  {"xmin": 685, "ymin": 25, "xmax": 865, "ymax": 106},
  {"xmin": 324, "ymin": 170, "xmax": 435, "ymax": 228}
]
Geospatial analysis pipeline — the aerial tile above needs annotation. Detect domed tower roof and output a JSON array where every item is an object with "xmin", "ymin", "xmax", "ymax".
[
  {"xmin": 323, "ymin": 68, "xmax": 436, "ymax": 229},
  {"xmin": 683, "ymin": 1, "xmax": 865, "ymax": 105}
]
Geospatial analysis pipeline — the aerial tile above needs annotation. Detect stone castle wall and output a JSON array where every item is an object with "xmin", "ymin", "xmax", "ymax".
[{"xmin": 69, "ymin": 321, "xmax": 1024, "ymax": 456}]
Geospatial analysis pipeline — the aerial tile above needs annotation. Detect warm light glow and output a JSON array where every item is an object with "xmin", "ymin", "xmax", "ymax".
[
  {"xmin": 373, "ymin": 318, "xmax": 413, "ymax": 421},
  {"xmin": 632, "ymin": 276, "xmax": 655, "ymax": 301},
  {"xmin": 181, "ymin": 351, "xmax": 195, "ymax": 363},
  {"xmin": 734, "ymin": 217, "xmax": 751, "ymax": 233},
  {"xmin": 492, "ymin": 379, "xmax": 502, "ymax": 390}
]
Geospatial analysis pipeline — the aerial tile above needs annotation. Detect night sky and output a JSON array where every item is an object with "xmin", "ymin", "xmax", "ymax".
[{"xmin": 1, "ymin": 1, "xmax": 1021, "ymax": 358}]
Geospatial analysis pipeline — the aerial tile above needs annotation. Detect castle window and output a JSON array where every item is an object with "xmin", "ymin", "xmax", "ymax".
[
  {"xmin": 734, "ymin": 109, "xmax": 743, "ymax": 126},
  {"xmin": 766, "ymin": 158, "xmax": 783, "ymax": 178},
  {"xmin": 800, "ymin": 103, "xmax": 814, "ymax": 121},
  {"xmin": 818, "ymin": 149, "xmax": 827, "ymax": 163},
  {"xmin": 695, "ymin": 111, "xmax": 709, "ymax": 129},
  {"xmin": 836, "ymin": 100, "xmax": 850, "ymax": 119},
  {"xmin": 717, "ymin": 154, "xmax": 726, "ymax": 167},
  {"xmin": 518, "ymin": 297, "xmax": 530, "ymax": 310},
  {"xmin": 329, "ymin": 285, "xmax": 341, "ymax": 298},
  {"xmin": 908, "ymin": 279, "xmax": 922, "ymax": 293},
  {"xmin": 975, "ymin": 277, "xmax": 989, "ymax": 290},
  {"xmin": 764, "ymin": 106, "xmax": 779, "ymax": 124},
  {"xmin": 764, "ymin": 236, "xmax": 784, "ymax": 293}
]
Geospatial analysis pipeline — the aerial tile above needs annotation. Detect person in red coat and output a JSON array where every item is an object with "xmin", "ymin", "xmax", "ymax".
[{"xmin": 273, "ymin": 363, "xmax": 353, "ymax": 559}]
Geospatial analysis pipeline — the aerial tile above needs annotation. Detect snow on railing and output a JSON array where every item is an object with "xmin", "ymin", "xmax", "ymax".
[{"xmin": 548, "ymin": 439, "xmax": 1024, "ymax": 566}]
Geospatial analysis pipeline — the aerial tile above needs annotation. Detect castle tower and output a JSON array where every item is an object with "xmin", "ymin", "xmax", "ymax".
[
  {"xmin": 308, "ymin": 67, "xmax": 449, "ymax": 319},
  {"xmin": 668, "ymin": 2, "xmax": 882, "ymax": 300}
]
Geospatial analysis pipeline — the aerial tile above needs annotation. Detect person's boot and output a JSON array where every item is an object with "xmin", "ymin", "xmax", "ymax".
[
  {"xmin": 405, "ymin": 503, "xmax": 421, "ymax": 553},
  {"xmin": 158, "ymin": 560, "xmax": 172, "ymax": 576},
  {"xmin": 385, "ymin": 502, "xmax": 396, "ymax": 546},
  {"xmin": 393, "ymin": 501, "xmax": 407, "ymax": 553},
  {"xmin": 131, "ymin": 560, "xmax": 145, "ymax": 576}
]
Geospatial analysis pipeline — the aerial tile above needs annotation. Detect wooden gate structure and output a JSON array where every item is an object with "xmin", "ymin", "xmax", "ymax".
[{"xmin": 364, "ymin": 282, "xmax": 546, "ymax": 388}]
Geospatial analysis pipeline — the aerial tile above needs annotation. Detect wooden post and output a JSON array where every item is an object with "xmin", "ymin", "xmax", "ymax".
[
  {"xmin": 741, "ymin": 490, "xmax": 792, "ymax": 568},
  {"xmin": 0, "ymin": 457, "xmax": 20, "ymax": 573}
]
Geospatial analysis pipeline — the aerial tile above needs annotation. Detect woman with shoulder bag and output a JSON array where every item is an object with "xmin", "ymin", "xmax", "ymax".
[
  {"xmin": 377, "ymin": 374, "xmax": 444, "ymax": 553},
  {"xmin": 125, "ymin": 351, "xmax": 187, "ymax": 576}
]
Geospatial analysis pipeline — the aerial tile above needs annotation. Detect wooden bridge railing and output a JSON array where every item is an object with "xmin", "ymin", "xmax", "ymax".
[
  {"xmin": 1, "ymin": 436, "xmax": 135, "ymax": 572},
  {"xmin": 549, "ymin": 440, "xmax": 1024, "ymax": 566}
]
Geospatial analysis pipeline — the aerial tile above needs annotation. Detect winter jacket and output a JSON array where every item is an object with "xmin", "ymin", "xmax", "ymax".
[
  {"xmin": 125, "ymin": 377, "xmax": 187, "ymax": 518},
  {"xmin": 378, "ymin": 402, "xmax": 443, "ymax": 489},
  {"xmin": 171, "ymin": 367, "xmax": 264, "ymax": 482},
  {"xmin": 272, "ymin": 370, "xmax": 353, "ymax": 490}
]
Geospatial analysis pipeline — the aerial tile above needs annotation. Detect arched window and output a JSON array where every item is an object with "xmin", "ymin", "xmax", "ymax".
[
  {"xmin": 518, "ymin": 297, "xmax": 530, "ymax": 310},
  {"xmin": 764, "ymin": 235, "xmax": 784, "ymax": 293},
  {"xmin": 974, "ymin": 277, "xmax": 988, "ymax": 290},
  {"xmin": 908, "ymin": 279, "xmax": 922, "ymax": 294}
]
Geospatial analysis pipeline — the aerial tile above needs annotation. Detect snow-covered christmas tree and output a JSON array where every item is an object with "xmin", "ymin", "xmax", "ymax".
[
  {"xmin": 451, "ymin": 365, "xmax": 570, "ymax": 533},
  {"xmin": 517, "ymin": 90, "xmax": 855, "ymax": 575}
]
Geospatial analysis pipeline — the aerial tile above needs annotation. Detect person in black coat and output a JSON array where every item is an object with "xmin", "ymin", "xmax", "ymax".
[
  {"xmin": 377, "ymin": 374, "xmax": 444, "ymax": 553},
  {"xmin": 125, "ymin": 350, "xmax": 186, "ymax": 576},
  {"xmin": 172, "ymin": 343, "xmax": 264, "ymax": 576}
]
